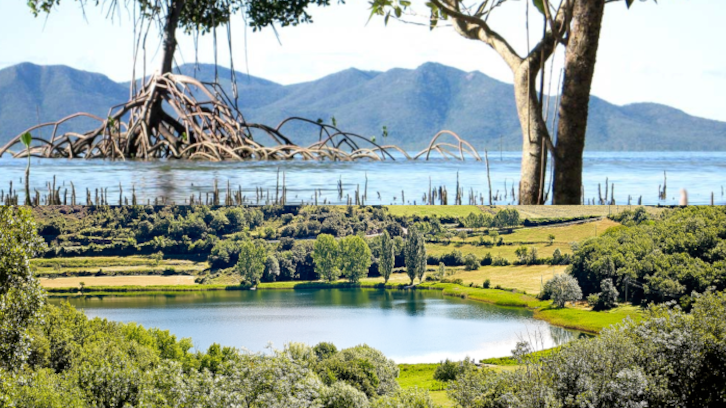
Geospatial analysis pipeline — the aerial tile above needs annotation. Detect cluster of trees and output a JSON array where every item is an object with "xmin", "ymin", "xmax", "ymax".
[
  {"xmin": 446, "ymin": 292, "xmax": 726, "ymax": 407},
  {"xmin": 569, "ymin": 206, "xmax": 726, "ymax": 307},
  {"xmin": 458, "ymin": 210, "xmax": 521, "ymax": 231}
]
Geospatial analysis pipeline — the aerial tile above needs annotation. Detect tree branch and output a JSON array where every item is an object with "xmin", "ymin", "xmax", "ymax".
[{"xmin": 432, "ymin": 0, "xmax": 523, "ymax": 71}]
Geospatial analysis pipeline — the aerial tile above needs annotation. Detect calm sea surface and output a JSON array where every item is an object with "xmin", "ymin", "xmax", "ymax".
[
  {"xmin": 52, "ymin": 289, "xmax": 583, "ymax": 363},
  {"xmin": 2, "ymin": 152, "xmax": 725, "ymax": 205}
]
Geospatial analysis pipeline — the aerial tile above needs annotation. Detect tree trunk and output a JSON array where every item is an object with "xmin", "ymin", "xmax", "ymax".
[
  {"xmin": 514, "ymin": 64, "xmax": 549, "ymax": 205},
  {"xmin": 160, "ymin": 0, "xmax": 185, "ymax": 75},
  {"xmin": 552, "ymin": 0, "xmax": 605, "ymax": 204}
]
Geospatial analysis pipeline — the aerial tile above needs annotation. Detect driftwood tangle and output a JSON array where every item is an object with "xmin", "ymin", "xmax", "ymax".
[{"xmin": 0, "ymin": 73, "xmax": 481, "ymax": 162}]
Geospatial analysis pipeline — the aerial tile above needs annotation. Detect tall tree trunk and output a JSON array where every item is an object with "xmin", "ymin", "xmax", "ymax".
[
  {"xmin": 160, "ymin": 0, "xmax": 185, "ymax": 75},
  {"xmin": 552, "ymin": 0, "xmax": 605, "ymax": 204},
  {"xmin": 514, "ymin": 64, "xmax": 548, "ymax": 205}
]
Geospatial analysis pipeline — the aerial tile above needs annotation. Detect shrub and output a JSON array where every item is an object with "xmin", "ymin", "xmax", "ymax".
[
  {"xmin": 433, "ymin": 358, "xmax": 477, "ymax": 382},
  {"xmin": 464, "ymin": 254, "xmax": 480, "ymax": 271},
  {"xmin": 314, "ymin": 342, "xmax": 339, "ymax": 361},
  {"xmin": 483, "ymin": 279, "xmax": 491, "ymax": 289},
  {"xmin": 492, "ymin": 256, "xmax": 510, "ymax": 266},
  {"xmin": 586, "ymin": 293, "xmax": 600, "ymax": 307},
  {"xmin": 542, "ymin": 274, "xmax": 583, "ymax": 308}
]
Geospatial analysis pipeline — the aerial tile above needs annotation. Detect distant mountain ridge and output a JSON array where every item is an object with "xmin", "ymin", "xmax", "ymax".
[{"xmin": 1, "ymin": 62, "xmax": 724, "ymax": 150}]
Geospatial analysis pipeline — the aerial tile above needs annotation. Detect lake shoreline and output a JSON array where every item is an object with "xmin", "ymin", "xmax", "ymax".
[{"xmin": 46, "ymin": 280, "xmax": 640, "ymax": 334}]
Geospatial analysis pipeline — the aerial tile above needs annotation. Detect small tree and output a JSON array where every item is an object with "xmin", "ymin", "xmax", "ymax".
[
  {"xmin": 151, "ymin": 250, "xmax": 164, "ymax": 266},
  {"xmin": 339, "ymin": 236, "xmax": 372, "ymax": 283},
  {"xmin": 457, "ymin": 231, "xmax": 467, "ymax": 244},
  {"xmin": 263, "ymin": 255, "xmax": 280, "ymax": 282},
  {"xmin": 79, "ymin": 281, "xmax": 86, "ymax": 294},
  {"xmin": 597, "ymin": 278, "xmax": 619, "ymax": 310},
  {"xmin": 548, "ymin": 234, "xmax": 556, "ymax": 245},
  {"xmin": 544, "ymin": 274, "xmax": 582, "ymax": 308},
  {"xmin": 464, "ymin": 254, "xmax": 480, "ymax": 271},
  {"xmin": 379, "ymin": 231, "xmax": 395, "ymax": 284},
  {"xmin": 313, "ymin": 234, "xmax": 341, "ymax": 282},
  {"xmin": 515, "ymin": 246, "xmax": 529, "ymax": 264},
  {"xmin": 489, "ymin": 230, "xmax": 499, "ymax": 243},
  {"xmin": 236, "ymin": 240, "xmax": 267, "ymax": 286},
  {"xmin": 528, "ymin": 248, "xmax": 538, "ymax": 265},
  {"xmin": 404, "ymin": 228, "xmax": 426, "ymax": 285},
  {"xmin": 552, "ymin": 248, "xmax": 563, "ymax": 265},
  {"xmin": 435, "ymin": 262, "xmax": 446, "ymax": 280}
]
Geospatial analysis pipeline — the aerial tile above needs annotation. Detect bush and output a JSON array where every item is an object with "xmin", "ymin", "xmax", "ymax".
[
  {"xmin": 542, "ymin": 274, "xmax": 582, "ymax": 308},
  {"xmin": 464, "ymin": 254, "xmax": 480, "ymax": 271},
  {"xmin": 433, "ymin": 358, "xmax": 477, "ymax": 382},
  {"xmin": 371, "ymin": 387, "xmax": 438, "ymax": 408},
  {"xmin": 480, "ymin": 252, "xmax": 493, "ymax": 266},
  {"xmin": 492, "ymin": 256, "xmax": 510, "ymax": 266},
  {"xmin": 586, "ymin": 293, "xmax": 600, "ymax": 307},
  {"xmin": 483, "ymin": 279, "xmax": 491, "ymax": 289}
]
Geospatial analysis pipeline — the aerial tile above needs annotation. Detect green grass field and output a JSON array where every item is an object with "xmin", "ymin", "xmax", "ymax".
[
  {"xmin": 496, "ymin": 218, "xmax": 619, "ymax": 244},
  {"xmin": 385, "ymin": 205, "xmax": 482, "ymax": 218},
  {"xmin": 488, "ymin": 205, "xmax": 665, "ymax": 219},
  {"xmin": 427, "ymin": 241, "xmax": 573, "ymax": 261}
]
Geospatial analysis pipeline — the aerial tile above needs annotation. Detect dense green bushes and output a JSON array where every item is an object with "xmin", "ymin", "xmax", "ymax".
[
  {"xmin": 447, "ymin": 291, "xmax": 726, "ymax": 407},
  {"xmin": 569, "ymin": 206, "xmax": 726, "ymax": 306}
]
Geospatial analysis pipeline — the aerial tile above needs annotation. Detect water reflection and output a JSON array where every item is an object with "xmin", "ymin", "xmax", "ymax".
[{"xmin": 53, "ymin": 288, "xmax": 583, "ymax": 363}]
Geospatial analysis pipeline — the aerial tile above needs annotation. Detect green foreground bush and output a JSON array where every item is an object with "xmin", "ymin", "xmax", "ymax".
[{"xmin": 448, "ymin": 291, "xmax": 726, "ymax": 408}]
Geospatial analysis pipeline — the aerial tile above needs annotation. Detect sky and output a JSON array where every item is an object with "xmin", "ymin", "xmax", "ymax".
[{"xmin": 1, "ymin": 0, "xmax": 725, "ymax": 122}]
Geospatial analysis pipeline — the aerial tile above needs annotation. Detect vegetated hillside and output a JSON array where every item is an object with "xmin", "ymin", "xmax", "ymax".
[{"xmin": 1, "ymin": 62, "xmax": 725, "ymax": 150}]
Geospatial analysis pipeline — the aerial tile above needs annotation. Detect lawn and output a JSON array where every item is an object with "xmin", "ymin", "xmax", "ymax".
[
  {"xmin": 385, "ymin": 205, "xmax": 482, "ymax": 219},
  {"xmin": 40, "ymin": 275, "xmax": 198, "ymax": 288},
  {"xmin": 496, "ymin": 217, "xmax": 620, "ymax": 244},
  {"xmin": 427, "ymin": 242, "xmax": 573, "ymax": 261},
  {"xmin": 447, "ymin": 264, "xmax": 568, "ymax": 295},
  {"xmin": 485, "ymin": 205, "xmax": 665, "ymax": 219}
]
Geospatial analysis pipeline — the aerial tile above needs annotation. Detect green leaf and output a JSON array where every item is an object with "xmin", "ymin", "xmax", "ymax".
[
  {"xmin": 20, "ymin": 132, "xmax": 32, "ymax": 147},
  {"xmin": 533, "ymin": 0, "xmax": 545, "ymax": 15}
]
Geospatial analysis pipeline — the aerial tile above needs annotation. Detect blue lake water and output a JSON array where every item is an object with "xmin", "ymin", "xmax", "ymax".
[
  {"xmin": 52, "ymin": 289, "xmax": 583, "ymax": 363},
  {"xmin": 2, "ymin": 151, "xmax": 725, "ymax": 205}
]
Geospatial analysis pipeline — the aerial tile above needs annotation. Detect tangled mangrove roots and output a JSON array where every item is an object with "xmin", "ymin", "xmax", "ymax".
[{"xmin": 0, "ymin": 73, "xmax": 481, "ymax": 162}]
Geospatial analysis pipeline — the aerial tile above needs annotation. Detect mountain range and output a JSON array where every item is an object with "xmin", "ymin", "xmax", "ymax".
[{"xmin": 1, "ymin": 61, "xmax": 724, "ymax": 150}]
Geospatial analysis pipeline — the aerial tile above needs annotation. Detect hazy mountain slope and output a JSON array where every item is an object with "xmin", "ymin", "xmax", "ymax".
[
  {"xmin": 0, "ymin": 63, "xmax": 128, "ymax": 146},
  {"xmin": 1, "ymin": 62, "xmax": 724, "ymax": 151}
]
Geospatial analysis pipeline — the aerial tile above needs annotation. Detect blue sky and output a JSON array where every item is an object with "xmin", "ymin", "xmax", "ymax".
[{"xmin": 1, "ymin": 0, "xmax": 724, "ymax": 122}]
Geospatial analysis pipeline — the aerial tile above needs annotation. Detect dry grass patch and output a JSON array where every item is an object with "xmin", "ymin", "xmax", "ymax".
[
  {"xmin": 32, "ymin": 256, "xmax": 209, "ymax": 276},
  {"xmin": 448, "ymin": 265, "xmax": 568, "ymax": 295},
  {"xmin": 40, "ymin": 275, "xmax": 197, "ymax": 288}
]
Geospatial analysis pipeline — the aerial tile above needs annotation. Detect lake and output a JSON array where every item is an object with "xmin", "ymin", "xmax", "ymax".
[
  {"xmin": 53, "ymin": 288, "xmax": 583, "ymax": 363},
  {"xmin": 1, "ymin": 152, "xmax": 725, "ymax": 205}
]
